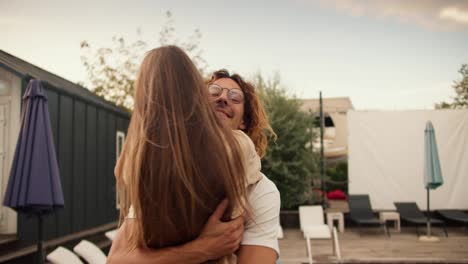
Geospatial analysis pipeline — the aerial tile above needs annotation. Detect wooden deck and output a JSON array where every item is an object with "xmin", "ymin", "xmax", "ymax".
[{"xmin": 279, "ymin": 228, "xmax": 468, "ymax": 264}]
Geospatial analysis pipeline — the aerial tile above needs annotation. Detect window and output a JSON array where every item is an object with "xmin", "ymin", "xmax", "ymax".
[
  {"xmin": 116, "ymin": 131, "xmax": 125, "ymax": 158},
  {"xmin": 116, "ymin": 131, "xmax": 125, "ymax": 209},
  {"xmin": 314, "ymin": 113, "xmax": 335, "ymax": 127}
]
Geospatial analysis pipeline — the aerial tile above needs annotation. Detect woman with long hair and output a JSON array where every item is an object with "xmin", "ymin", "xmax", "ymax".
[{"xmin": 113, "ymin": 46, "xmax": 261, "ymax": 263}]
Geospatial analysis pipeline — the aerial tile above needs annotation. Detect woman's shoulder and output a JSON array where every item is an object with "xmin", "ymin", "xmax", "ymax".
[
  {"xmin": 231, "ymin": 130, "xmax": 256, "ymax": 154},
  {"xmin": 231, "ymin": 130, "xmax": 252, "ymax": 142}
]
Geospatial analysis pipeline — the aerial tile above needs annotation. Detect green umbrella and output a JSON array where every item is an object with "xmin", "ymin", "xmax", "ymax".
[{"xmin": 423, "ymin": 121, "xmax": 444, "ymax": 238}]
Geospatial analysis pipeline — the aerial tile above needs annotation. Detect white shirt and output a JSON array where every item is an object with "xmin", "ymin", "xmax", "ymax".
[{"xmin": 241, "ymin": 173, "xmax": 281, "ymax": 256}]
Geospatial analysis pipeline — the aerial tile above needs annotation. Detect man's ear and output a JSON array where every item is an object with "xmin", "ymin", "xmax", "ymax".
[{"xmin": 239, "ymin": 120, "xmax": 246, "ymax": 130}]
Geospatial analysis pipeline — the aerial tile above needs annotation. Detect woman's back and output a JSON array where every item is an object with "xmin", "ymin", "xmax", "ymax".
[{"xmin": 115, "ymin": 46, "xmax": 247, "ymax": 251}]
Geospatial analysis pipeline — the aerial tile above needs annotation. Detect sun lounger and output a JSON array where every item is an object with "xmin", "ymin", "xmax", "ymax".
[
  {"xmin": 105, "ymin": 228, "xmax": 118, "ymax": 241},
  {"xmin": 47, "ymin": 246, "xmax": 83, "ymax": 264},
  {"xmin": 299, "ymin": 205, "xmax": 341, "ymax": 264},
  {"xmin": 73, "ymin": 240, "xmax": 107, "ymax": 264},
  {"xmin": 438, "ymin": 210, "xmax": 468, "ymax": 226},
  {"xmin": 394, "ymin": 202, "xmax": 447, "ymax": 237},
  {"xmin": 348, "ymin": 195, "xmax": 388, "ymax": 236}
]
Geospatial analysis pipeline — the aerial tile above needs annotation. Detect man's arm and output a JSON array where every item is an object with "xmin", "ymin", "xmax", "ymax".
[{"xmin": 107, "ymin": 199, "xmax": 245, "ymax": 264}]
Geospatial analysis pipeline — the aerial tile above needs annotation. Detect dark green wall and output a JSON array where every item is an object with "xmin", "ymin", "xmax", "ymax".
[{"xmin": 17, "ymin": 81, "xmax": 130, "ymax": 243}]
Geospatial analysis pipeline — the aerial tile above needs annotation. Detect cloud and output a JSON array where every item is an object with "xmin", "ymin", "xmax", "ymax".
[
  {"xmin": 313, "ymin": 0, "xmax": 468, "ymax": 31},
  {"xmin": 0, "ymin": 13, "xmax": 40, "ymax": 27},
  {"xmin": 440, "ymin": 6, "xmax": 468, "ymax": 24}
]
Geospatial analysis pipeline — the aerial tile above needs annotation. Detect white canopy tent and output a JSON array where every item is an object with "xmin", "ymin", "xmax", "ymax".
[{"xmin": 348, "ymin": 109, "xmax": 468, "ymax": 210}]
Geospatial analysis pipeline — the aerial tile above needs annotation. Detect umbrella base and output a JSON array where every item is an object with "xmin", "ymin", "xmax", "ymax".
[{"xmin": 419, "ymin": 235, "xmax": 440, "ymax": 242}]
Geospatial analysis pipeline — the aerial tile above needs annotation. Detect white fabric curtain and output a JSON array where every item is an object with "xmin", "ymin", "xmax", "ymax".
[{"xmin": 348, "ymin": 109, "xmax": 468, "ymax": 210}]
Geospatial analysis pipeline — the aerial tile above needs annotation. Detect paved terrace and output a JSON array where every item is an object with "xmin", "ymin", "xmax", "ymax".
[{"xmin": 279, "ymin": 228, "xmax": 468, "ymax": 264}]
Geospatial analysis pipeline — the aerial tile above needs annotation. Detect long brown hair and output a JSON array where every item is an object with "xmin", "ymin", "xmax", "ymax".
[
  {"xmin": 207, "ymin": 69, "xmax": 276, "ymax": 158},
  {"xmin": 116, "ymin": 46, "xmax": 247, "ymax": 253}
]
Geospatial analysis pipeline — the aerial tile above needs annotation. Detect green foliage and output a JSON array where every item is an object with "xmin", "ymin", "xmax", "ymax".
[
  {"xmin": 256, "ymin": 74, "xmax": 319, "ymax": 209},
  {"xmin": 325, "ymin": 161, "xmax": 348, "ymax": 193},
  {"xmin": 436, "ymin": 64, "xmax": 468, "ymax": 109},
  {"xmin": 80, "ymin": 11, "xmax": 206, "ymax": 111}
]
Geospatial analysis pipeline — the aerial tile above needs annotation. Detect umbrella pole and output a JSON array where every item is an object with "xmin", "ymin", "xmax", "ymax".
[
  {"xmin": 38, "ymin": 213, "xmax": 44, "ymax": 264},
  {"xmin": 426, "ymin": 188, "xmax": 431, "ymax": 237},
  {"xmin": 419, "ymin": 187, "xmax": 439, "ymax": 242}
]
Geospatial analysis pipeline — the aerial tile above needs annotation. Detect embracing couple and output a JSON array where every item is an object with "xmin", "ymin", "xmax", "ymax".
[{"xmin": 108, "ymin": 46, "xmax": 280, "ymax": 264}]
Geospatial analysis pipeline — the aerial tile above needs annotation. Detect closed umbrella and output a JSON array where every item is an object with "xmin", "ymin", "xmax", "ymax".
[
  {"xmin": 420, "ymin": 121, "xmax": 444, "ymax": 242},
  {"xmin": 3, "ymin": 79, "xmax": 64, "ymax": 263}
]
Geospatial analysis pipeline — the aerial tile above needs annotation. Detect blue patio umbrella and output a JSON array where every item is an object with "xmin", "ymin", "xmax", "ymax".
[
  {"xmin": 423, "ymin": 121, "xmax": 444, "ymax": 238},
  {"xmin": 3, "ymin": 80, "xmax": 64, "ymax": 264}
]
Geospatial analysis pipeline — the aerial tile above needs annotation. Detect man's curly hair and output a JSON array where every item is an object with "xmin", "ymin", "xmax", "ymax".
[{"xmin": 207, "ymin": 69, "xmax": 276, "ymax": 158}]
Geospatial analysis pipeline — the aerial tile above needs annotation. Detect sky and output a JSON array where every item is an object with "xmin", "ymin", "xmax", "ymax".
[{"xmin": 1, "ymin": 0, "xmax": 468, "ymax": 110}]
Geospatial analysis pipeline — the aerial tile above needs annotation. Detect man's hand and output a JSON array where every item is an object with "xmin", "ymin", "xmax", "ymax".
[
  {"xmin": 189, "ymin": 199, "xmax": 246, "ymax": 260},
  {"xmin": 107, "ymin": 199, "xmax": 245, "ymax": 264}
]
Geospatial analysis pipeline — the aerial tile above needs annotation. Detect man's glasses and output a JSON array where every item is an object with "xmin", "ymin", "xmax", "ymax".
[{"xmin": 208, "ymin": 84, "xmax": 245, "ymax": 104}]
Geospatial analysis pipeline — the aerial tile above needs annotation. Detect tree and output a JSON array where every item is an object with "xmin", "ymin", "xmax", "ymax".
[
  {"xmin": 325, "ymin": 161, "xmax": 348, "ymax": 194},
  {"xmin": 436, "ymin": 64, "xmax": 468, "ymax": 109},
  {"xmin": 80, "ymin": 11, "xmax": 206, "ymax": 111},
  {"xmin": 256, "ymin": 74, "xmax": 319, "ymax": 209}
]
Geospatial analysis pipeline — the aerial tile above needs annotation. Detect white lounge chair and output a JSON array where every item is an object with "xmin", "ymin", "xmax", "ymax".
[
  {"xmin": 105, "ymin": 228, "xmax": 118, "ymax": 241},
  {"xmin": 73, "ymin": 240, "xmax": 107, "ymax": 264},
  {"xmin": 46, "ymin": 246, "xmax": 83, "ymax": 264},
  {"xmin": 299, "ymin": 205, "xmax": 341, "ymax": 264}
]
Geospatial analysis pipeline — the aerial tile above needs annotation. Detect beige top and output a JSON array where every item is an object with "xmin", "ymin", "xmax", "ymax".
[
  {"xmin": 230, "ymin": 130, "xmax": 262, "ymax": 219},
  {"xmin": 231, "ymin": 130, "xmax": 262, "ymax": 185}
]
